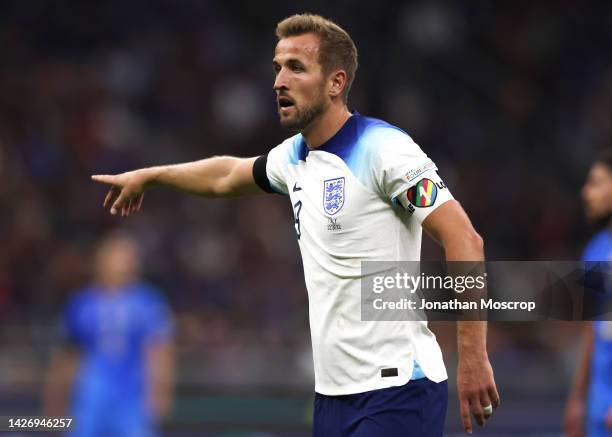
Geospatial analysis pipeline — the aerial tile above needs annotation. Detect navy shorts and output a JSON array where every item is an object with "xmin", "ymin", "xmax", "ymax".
[{"xmin": 313, "ymin": 378, "xmax": 448, "ymax": 437}]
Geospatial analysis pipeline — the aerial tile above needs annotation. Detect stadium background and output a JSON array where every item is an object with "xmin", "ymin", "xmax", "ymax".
[{"xmin": 0, "ymin": 0, "xmax": 611, "ymax": 435}]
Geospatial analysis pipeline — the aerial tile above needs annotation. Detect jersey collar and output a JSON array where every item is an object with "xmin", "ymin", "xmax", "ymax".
[{"xmin": 297, "ymin": 111, "xmax": 360, "ymax": 161}]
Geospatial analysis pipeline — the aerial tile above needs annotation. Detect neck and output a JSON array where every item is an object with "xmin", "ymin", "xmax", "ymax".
[
  {"xmin": 302, "ymin": 103, "xmax": 352, "ymax": 149},
  {"xmin": 95, "ymin": 275, "xmax": 133, "ymax": 290}
]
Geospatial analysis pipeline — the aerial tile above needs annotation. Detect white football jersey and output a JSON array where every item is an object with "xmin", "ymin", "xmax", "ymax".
[{"xmin": 253, "ymin": 112, "xmax": 453, "ymax": 395}]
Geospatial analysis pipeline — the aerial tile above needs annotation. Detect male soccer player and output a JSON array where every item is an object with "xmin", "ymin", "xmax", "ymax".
[
  {"xmin": 565, "ymin": 151, "xmax": 612, "ymax": 437},
  {"xmin": 92, "ymin": 14, "xmax": 499, "ymax": 436},
  {"xmin": 43, "ymin": 234, "xmax": 174, "ymax": 437}
]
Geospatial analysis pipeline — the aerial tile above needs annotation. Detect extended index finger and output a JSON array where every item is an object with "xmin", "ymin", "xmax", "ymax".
[{"xmin": 91, "ymin": 175, "xmax": 117, "ymax": 185}]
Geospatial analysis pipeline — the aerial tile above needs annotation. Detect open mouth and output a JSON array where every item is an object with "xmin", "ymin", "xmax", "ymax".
[{"xmin": 277, "ymin": 96, "xmax": 295, "ymax": 110}]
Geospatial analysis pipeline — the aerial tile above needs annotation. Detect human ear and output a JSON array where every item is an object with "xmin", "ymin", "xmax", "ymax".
[{"xmin": 328, "ymin": 70, "xmax": 347, "ymax": 99}]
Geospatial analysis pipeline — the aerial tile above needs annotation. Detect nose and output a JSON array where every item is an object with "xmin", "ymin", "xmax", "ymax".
[{"xmin": 274, "ymin": 67, "xmax": 289, "ymax": 92}]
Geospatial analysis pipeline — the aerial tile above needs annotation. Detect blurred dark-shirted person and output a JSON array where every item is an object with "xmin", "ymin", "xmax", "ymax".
[
  {"xmin": 565, "ymin": 151, "xmax": 612, "ymax": 437},
  {"xmin": 43, "ymin": 234, "xmax": 174, "ymax": 437}
]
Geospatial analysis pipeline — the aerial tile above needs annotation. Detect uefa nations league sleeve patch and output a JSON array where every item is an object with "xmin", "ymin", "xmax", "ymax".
[{"xmin": 406, "ymin": 178, "xmax": 438, "ymax": 207}]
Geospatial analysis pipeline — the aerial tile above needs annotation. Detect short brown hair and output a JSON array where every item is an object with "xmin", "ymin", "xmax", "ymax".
[{"xmin": 276, "ymin": 14, "xmax": 358, "ymax": 103}]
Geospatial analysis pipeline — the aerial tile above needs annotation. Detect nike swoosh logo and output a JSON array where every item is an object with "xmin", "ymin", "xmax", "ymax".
[{"xmin": 293, "ymin": 182, "xmax": 302, "ymax": 192}]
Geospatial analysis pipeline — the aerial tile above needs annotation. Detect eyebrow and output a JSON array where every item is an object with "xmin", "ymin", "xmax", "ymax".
[{"xmin": 272, "ymin": 58, "xmax": 305, "ymax": 67}]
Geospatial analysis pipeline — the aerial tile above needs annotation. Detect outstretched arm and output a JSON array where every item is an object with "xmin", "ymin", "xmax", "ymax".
[
  {"xmin": 92, "ymin": 156, "xmax": 262, "ymax": 215},
  {"xmin": 422, "ymin": 200, "xmax": 500, "ymax": 435}
]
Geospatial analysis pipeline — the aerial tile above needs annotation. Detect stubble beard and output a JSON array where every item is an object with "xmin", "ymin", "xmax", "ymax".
[{"xmin": 279, "ymin": 92, "xmax": 328, "ymax": 133}]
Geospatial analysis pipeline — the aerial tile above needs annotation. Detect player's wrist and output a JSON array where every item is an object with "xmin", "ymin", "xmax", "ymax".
[
  {"xmin": 142, "ymin": 166, "xmax": 164, "ymax": 188},
  {"xmin": 457, "ymin": 339, "xmax": 487, "ymax": 358},
  {"xmin": 457, "ymin": 346, "xmax": 488, "ymax": 362}
]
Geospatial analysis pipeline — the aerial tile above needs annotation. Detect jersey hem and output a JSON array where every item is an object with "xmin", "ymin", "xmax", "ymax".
[{"xmin": 314, "ymin": 373, "xmax": 448, "ymax": 396}]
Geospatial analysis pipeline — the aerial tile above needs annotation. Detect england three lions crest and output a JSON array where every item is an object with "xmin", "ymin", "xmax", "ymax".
[{"xmin": 323, "ymin": 177, "xmax": 345, "ymax": 216}]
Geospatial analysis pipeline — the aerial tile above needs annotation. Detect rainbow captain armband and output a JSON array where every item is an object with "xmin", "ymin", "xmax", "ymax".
[{"xmin": 393, "ymin": 171, "xmax": 454, "ymax": 223}]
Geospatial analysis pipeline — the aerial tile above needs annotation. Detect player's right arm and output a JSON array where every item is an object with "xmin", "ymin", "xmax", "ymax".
[
  {"xmin": 564, "ymin": 322, "xmax": 593, "ymax": 437},
  {"xmin": 147, "ymin": 340, "xmax": 174, "ymax": 420},
  {"xmin": 41, "ymin": 348, "xmax": 79, "ymax": 416},
  {"xmin": 91, "ymin": 156, "xmax": 262, "ymax": 216}
]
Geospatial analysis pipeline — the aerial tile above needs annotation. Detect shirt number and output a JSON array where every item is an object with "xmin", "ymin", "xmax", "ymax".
[{"xmin": 293, "ymin": 200, "xmax": 302, "ymax": 239}]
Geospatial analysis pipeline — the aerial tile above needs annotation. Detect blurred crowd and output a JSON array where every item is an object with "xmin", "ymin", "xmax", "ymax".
[{"xmin": 0, "ymin": 0, "xmax": 611, "ymax": 406}]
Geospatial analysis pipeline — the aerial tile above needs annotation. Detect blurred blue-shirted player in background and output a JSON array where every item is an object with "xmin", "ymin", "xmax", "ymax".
[
  {"xmin": 565, "ymin": 151, "xmax": 612, "ymax": 437},
  {"xmin": 43, "ymin": 234, "xmax": 174, "ymax": 437}
]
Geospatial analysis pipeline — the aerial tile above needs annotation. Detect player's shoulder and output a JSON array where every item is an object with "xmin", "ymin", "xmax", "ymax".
[
  {"xmin": 354, "ymin": 113, "xmax": 421, "ymax": 154},
  {"xmin": 270, "ymin": 133, "xmax": 308, "ymax": 166},
  {"xmin": 356, "ymin": 113, "xmax": 413, "ymax": 141},
  {"xmin": 357, "ymin": 113, "xmax": 408, "ymax": 132},
  {"xmin": 67, "ymin": 285, "xmax": 97, "ymax": 306},
  {"xmin": 130, "ymin": 283, "xmax": 172, "ymax": 312},
  {"xmin": 583, "ymin": 229, "xmax": 612, "ymax": 261},
  {"xmin": 350, "ymin": 113, "xmax": 426, "ymax": 169},
  {"xmin": 63, "ymin": 285, "xmax": 100, "ymax": 321}
]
